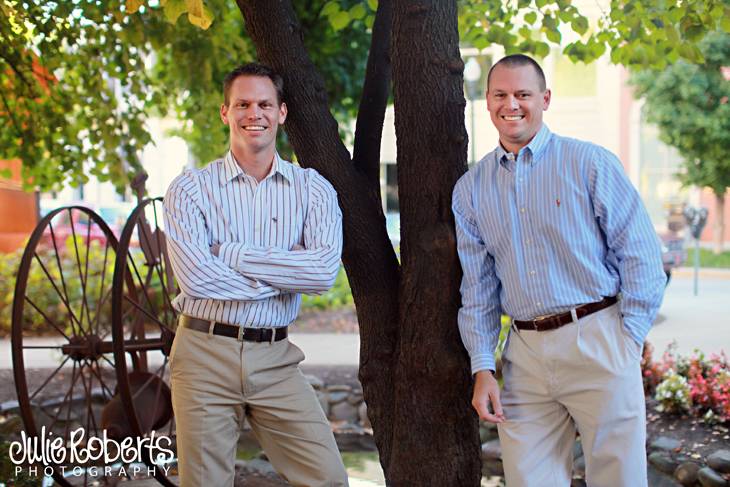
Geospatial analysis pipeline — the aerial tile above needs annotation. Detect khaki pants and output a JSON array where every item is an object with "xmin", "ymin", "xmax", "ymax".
[
  {"xmin": 170, "ymin": 325, "xmax": 349, "ymax": 487},
  {"xmin": 497, "ymin": 304, "xmax": 647, "ymax": 487}
]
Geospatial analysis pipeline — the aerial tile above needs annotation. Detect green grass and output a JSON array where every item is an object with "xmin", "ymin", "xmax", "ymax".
[{"xmin": 691, "ymin": 248, "xmax": 730, "ymax": 268}]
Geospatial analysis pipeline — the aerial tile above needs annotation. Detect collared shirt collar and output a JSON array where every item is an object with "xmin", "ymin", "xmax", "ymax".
[
  {"xmin": 496, "ymin": 124, "xmax": 552, "ymax": 170},
  {"xmin": 220, "ymin": 150, "xmax": 293, "ymax": 186}
]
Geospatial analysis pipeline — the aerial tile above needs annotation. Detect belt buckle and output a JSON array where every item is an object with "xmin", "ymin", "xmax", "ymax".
[
  {"xmin": 532, "ymin": 314, "xmax": 551, "ymax": 331},
  {"xmin": 237, "ymin": 326, "xmax": 244, "ymax": 342}
]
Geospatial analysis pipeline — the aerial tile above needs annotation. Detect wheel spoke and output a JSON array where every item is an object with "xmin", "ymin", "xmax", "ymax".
[
  {"xmin": 68, "ymin": 209, "xmax": 93, "ymax": 335},
  {"xmin": 33, "ymin": 252, "xmax": 83, "ymax": 336},
  {"xmin": 24, "ymin": 296, "xmax": 70, "ymax": 340},
  {"xmin": 28, "ymin": 355, "xmax": 72, "ymax": 402},
  {"xmin": 48, "ymin": 221, "xmax": 86, "ymax": 337},
  {"xmin": 123, "ymin": 294, "xmax": 167, "ymax": 329},
  {"xmin": 92, "ymin": 241, "xmax": 112, "ymax": 337}
]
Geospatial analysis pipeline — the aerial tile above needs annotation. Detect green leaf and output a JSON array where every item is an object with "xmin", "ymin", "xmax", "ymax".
[
  {"xmin": 573, "ymin": 16, "xmax": 589, "ymax": 36},
  {"xmin": 367, "ymin": 0, "xmax": 378, "ymax": 11},
  {"xmin": 322, "ymin": 1, "xmax": 340, "ymax": 17},
  {"xmin": 349, "ymin": 4, "xmax": 366, "ymax": 20},
  {"xmin": 545, "ymin": 28, "xmax": 561, "ymax": 44},
  {"xmin": 524, "ymin": 12, "xmax": 537, "ymax": 25},
  {"xmin": 330, "ymin": 10, "xmax": 350, "ymax": 31},
  {"xmin": 163, "ymin": 0, "xmax": 186, "ymax": 24},
  {"xmin": 721, "ymin": 9, "xmax": 730, "ymax": 34}
]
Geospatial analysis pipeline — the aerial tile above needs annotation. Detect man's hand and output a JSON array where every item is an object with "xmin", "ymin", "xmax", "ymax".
[
  {"xmin": 472, "ymin": 370, "xmax": 505, "ymax": 423},
  {"xmin": 210, "ymin": 243, "xmax": 220, "ymax": 256}
]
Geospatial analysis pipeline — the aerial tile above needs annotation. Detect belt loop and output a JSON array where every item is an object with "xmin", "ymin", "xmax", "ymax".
[
  {"xmin": 237, "ymin": 326, "xmax": 244, "ymax": 342},
  {"xmin": 208, "ymin": 320, "xmax": 215, "ymax": 336},
  {"xmin": 570, "ymin": 308, "xmax": 579, "ymax": 324},
  {"xmin": 270, "ymin": 328, "xmax": 276, "ymax": 345}
]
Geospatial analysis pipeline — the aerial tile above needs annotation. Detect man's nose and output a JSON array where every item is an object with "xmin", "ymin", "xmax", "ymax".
[
  {"xmin": 246, "ymin": 105, "xmax": 261, "ymax": 118},
  {"xmin": 508, "ymin": 96, "xmax": 519, "ymax": 109}
]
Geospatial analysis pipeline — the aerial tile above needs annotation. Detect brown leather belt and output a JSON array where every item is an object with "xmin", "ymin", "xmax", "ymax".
[
  {"xmin": 180, "ymin": 315, "xmax": 288, "ymax": 343},
  {"xmin": 513, "ymin": 296, "xmax": 618, "ymax": 332}
]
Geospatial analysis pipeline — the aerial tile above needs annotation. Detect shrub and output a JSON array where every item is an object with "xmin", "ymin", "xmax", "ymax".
[
  {"xmin": 655, "ymin": 370, "xmax": 692, "ymax": 414},
  {"xmin": 300, "ymin": 266, "xmax": 353, "ymax": 311}
]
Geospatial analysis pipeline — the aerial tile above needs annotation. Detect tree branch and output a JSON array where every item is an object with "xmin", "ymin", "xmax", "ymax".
[{"xmin": 352, "ymin": 0, "xmax": 392, "ymax": 184}]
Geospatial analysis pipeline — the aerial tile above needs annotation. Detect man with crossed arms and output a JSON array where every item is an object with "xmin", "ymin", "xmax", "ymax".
[
  {"xmin": 164, "ymin": 63, "xmax": 348, "ymax": 486},
  {"xmin": 452, "ymin": 54, "xmax": 665, "ymax": 486}
]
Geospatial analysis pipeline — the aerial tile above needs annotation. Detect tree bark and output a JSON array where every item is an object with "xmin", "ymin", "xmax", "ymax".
[
  {"xmin": 236, "ymin": 1, "xmax": 480, "ymax": 484},
  {"xmin": 390, "ymin": 0, "xmax": 481, "ymax": 485},
  {"xmin": 713, "ymin": 191, "xmax": 726, "ymax": 254}
]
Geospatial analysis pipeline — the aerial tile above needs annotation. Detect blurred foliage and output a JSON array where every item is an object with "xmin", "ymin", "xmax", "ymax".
[
  {"xmin": 631, "ymin": 32, "xmax": 730, "ymax": 199},
  {"xmin": 301, "ymin": 266, "xmax": 354, "ymax": 311},
  {"xmin": 0, "ymin": 0, "xmax": 371, "ymax": 192},
  {"xmin": 2, "ymin": 0, "xmax": 728, "ymax": 193},
  {"xmin": 459, "ymin": 0, "xmax": 730, "ymax": 68}
]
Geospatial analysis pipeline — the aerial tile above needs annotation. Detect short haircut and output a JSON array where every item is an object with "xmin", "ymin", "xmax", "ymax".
[
  {"xmin": 222, "ymin": 63, "xmax": 284, "ymax": 106},
  {"xmin": 486, "ymin": 54, "xmax": 547, "ymax": 92}
]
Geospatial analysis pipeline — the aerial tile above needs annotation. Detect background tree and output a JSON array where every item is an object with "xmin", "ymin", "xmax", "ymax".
[
  {"xmin": 631, "ymin": 31, "xmax": 730, "ymax": 253},
  {"xmin": 3, "ymin": 0, "xmax": 729, "ymax": 484}
]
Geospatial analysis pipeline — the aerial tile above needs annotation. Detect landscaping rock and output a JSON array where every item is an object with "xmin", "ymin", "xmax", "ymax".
[
  {"xmin": 647, "ymin": 464, "xmax": 683, "ymax": 487},
  {"xmin": 482, "ymin": 459, "xmax": 504, "ymax": 476},
  {"xmin": 674, "ymin": 462, "xmax": 701, "ymax": 486},
  {"xmin": 649, "ymin": 451, "xmax": 679, "ymax": 475},
  {"xmin": 346, "ymin": 390, "xmax": 363, "ymax": 405},
  {"xmin": 329, "ymin": 401, "xmax": 359, "ymax": 423},
  {"xmin": 707, "ymin": 450, "xmax": 730, "ymax": 474},
  {"xmin": 698, "ymin": 467, "xmax": 729, "ymax": 487},
  {"xmin": 652, "ymin": 436, "xmax": 682, "ymax": 452},
  {"xmin": 480, "ymin": 439, "xmax": 502, "ymax": 461},
  {"xmin": 326, "ymin": 391, "xmax": 349, "ymax": 403}
]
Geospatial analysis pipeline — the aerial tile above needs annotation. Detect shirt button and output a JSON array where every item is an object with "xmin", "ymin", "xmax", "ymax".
[
  {"xmin": 520, "ymin": 208, "xmax": 526, "ymax": 213},
  {"xmin": 530, "ymin": 270, "xmax": 536, "ymax": 275},
  {"xmin": 254, "ymin": 226, "xmax": 260, "ymax": 232},
  {"xmin": 537, "ymin": 301, "xmax": 542, "ymax": 307}
]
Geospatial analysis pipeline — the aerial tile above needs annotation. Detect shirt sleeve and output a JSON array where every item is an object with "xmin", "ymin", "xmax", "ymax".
[
  {"xmin": 590, "ymin": 148, "xmax": 665, "ymax": 344},
  {"xmin": 163, "ymin": 172, "xmax": 281, "ymax": 301},
  {"xmin": 452, "ymin": 175, "xmax": 503, "ymax": 374},
  {"xmin": 218, "ymin": 171, "xmax": 343, "ymax": 295}
]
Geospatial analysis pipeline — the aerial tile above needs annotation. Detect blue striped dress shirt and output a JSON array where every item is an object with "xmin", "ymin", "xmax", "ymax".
[
  {"xmin": 163, "ymin": 151, "xmax": 343, "ymax": 328},
  {"xmin": 452, "ymin": 125, "xmax": 665, "ymax": 374}
]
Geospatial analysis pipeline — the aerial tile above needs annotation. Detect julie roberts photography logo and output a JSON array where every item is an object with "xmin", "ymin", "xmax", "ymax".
[{"xmin": 8, "ymin": 426, "xmax": 174, "ymax": 479}]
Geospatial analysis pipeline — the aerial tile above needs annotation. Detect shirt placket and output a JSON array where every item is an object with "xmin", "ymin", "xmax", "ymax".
[{"xmin": 516, "ymin": 152, "xmax": 543, "ymax": 313}]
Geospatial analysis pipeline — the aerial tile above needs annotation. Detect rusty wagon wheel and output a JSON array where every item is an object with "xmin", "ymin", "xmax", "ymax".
[
  {"xmin": 111, "ymin": 197, "xmax": 178, "ymax": 486},
  {"xmin": 11, "ymin": 205, "xmax": 142, "ymax": 486}
]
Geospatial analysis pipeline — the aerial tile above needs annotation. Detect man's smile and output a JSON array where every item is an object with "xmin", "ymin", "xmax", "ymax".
[
  {"xmin": 243, "ymin": 125, "xmax": 266, "ymax": 131},
  {"xmin": 501, "ymin": 115, "xmax": 524, "ymax": 121}
]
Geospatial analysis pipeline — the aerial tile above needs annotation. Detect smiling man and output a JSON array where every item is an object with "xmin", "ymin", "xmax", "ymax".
[
  {"xmin": 452, "ymin": 54, "xmax": 665, "ymax": 486},
  {"xmin": 164, "ymin": 63, "xmax": 348, "ymax": 487}
]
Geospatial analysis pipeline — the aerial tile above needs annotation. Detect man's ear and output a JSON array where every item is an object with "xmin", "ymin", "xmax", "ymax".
[
  {"xmin": 542, "ymin": 89, "xmax": 552, "ymax": 111},
  {"xmin": 220, "ymin": 103, "xmax": 229, "ymax": 124},
  {"xmin": 278, "ymin": 102, "xmax": 287, "ymax": 125}
]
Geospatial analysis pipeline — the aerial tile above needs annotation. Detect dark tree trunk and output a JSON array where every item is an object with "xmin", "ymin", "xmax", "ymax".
[
  {"xmin": 236, "ymin": 1, "xmax": 480, "ymax": 484},
  {"xmin": 388, "ymin": 0, "xmax": 480, "ymax": 485}
]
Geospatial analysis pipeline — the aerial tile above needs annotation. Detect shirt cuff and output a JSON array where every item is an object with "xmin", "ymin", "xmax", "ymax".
[
  {"xmin": 471, "ymin": 354, "xmax": 496, "ymax": 376},
  {"xmin": 622, "ymin": 315, "xmax": 647, "ymax": 346}
]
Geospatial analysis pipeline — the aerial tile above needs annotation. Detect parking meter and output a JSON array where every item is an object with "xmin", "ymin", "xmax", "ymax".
[
  {"xmin": 683, "ymin": 207, "xmax": 709, "ymax": 240},
  {"xmin": 683, "ymin": 206, "xmax": 708, "ymax": 295}
]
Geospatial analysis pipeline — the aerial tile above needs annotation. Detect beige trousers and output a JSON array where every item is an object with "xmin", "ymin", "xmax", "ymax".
[
  {"xmin": 497, "ymin": 303, "xmax": 647, "ymax": 487},
  {"xmin": 170, "ymin": 325, "xmax": 349, "ymax": 487}
]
